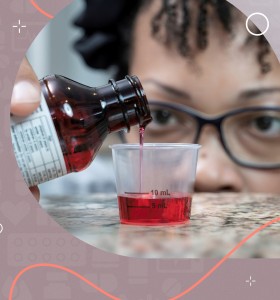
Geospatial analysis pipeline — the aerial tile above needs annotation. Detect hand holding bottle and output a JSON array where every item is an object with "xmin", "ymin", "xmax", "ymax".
[
  {"xmin": 11, "ymin": 57, "xmax": 41, "ymax": 200},
  {"xmin": 11, "ymin": 70, "xmax": 152, "ymax": 190}
]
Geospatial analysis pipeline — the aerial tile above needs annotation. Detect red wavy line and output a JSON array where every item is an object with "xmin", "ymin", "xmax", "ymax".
[
  {"xmin": 9, "ymin": 263, "xmax": 120, "ymax": 300},
  {"xmin": 169, "ymin": 216, "xmax": 280, "ymax": 299},
  {"xmin": 9, "ymin": 217, "xmax": 280, "ymax": 300},
  {"xmin": 29, "ymin": 0, "xmax": 54, "ymax": 19}
]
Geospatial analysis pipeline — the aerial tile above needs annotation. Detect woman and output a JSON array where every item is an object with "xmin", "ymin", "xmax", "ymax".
[{"xmin": 12, "ymin": 0, "xmax": 280, "ymax": 194}]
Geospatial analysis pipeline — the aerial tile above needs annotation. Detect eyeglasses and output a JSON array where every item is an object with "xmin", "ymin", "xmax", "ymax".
[{"xmin": 124, "ymin": 101, "xmax": 280, "ymax": 169}]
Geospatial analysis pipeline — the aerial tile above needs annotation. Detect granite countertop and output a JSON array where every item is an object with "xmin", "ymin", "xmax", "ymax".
[{"xmin": 40, "ymin": 193, "xmax": 280, "ymax": 258}]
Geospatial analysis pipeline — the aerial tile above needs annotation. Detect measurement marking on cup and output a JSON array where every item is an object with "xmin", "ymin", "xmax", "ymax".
[
  {"xmin": 127, "ymin": 206, "xmax": 150, "ymax": 208},
  {"xmin": 124, "ymin": 192, "xmax": 150, "ymax": 195},
  {"xmin": 152, "ymin": 202, "xmax": 168, "ymax": 209},
  {"xmin": 151, "ymin": 189, "xmax": 170, "ymax": 196}
]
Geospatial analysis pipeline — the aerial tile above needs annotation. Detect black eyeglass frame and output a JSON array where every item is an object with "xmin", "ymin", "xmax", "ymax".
[{"xmin": 126, "ymin": 101, "xmax": 280, "ymax": 170}]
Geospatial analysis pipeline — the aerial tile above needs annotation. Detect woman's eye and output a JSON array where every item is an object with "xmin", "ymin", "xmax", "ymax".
[
  {"xmin": 147, "ymin": 106, "xmax": 196, "ymax": 138},
  {"xmin": 151, "ymin": 109, "xmax": 178, "ymax": 126},
  {"xmin": 251, "ymin": 116, "xmax": 280, "ymax": 136}
]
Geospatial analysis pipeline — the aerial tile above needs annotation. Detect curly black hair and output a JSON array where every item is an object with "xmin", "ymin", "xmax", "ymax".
[{"xmin": 74, "ymin": 0, "xmax": 271, "ymax": 79}]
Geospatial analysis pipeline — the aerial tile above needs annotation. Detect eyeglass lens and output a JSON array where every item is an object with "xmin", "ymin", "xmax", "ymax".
[{"xmin": 125, "ymin": 103, "xmax": 280, "ymax": 167}]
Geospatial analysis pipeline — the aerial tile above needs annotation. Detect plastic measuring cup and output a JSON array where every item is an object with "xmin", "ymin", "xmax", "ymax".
[{"xmin": 110, "ymin": 143, "xmax": 200, "ymax": 225}]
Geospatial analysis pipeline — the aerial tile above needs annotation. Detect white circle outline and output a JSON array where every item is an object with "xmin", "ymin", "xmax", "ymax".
[
  {"xmin": 246, "ymin": 12, "xmax": 269, "ymax": 36},
  {"xmin": 0, "ymin": 223, "xmax": 3, "ymax": 234}
]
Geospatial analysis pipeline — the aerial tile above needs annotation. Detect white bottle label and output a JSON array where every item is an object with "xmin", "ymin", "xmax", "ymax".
[{"xmin": 10, "ymin": 94, "xmax": 67, "ymax": 187}]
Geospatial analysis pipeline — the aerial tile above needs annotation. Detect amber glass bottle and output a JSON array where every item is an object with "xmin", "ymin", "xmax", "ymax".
[{"xmin": 10, "ymin": 75, "xmax": 152, "ymax": 187}]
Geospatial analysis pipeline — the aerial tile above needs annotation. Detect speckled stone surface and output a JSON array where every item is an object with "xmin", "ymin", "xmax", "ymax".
[{"xmin": 40, "ymin": 193, "xmax": 280, "ymax": 258}]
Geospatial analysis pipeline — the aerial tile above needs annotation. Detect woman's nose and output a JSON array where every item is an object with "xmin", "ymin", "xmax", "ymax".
[{"xmin": 194, "ymin": 126, "xmax": 243, "ymax": 193}]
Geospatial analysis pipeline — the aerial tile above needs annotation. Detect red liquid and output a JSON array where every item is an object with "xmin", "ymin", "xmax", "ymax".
[
  {"xmin": 41, "ymin": 75, "xmax": 150, "ymax": 173},
  {"xmin": 118, "ymin": 193, "xmax": 192, "ymax": 225},
  {"xmin": 139, "ymin": 126, "xmax": 145, "ymax": 146},
  {"xmin": 42, "ymin": 76, "xmax": 109, "ymax": 173}
]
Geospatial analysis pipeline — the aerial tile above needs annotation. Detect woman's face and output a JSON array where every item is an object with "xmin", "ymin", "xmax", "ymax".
[{"xmin": 127, "ymin": 2, "xmax": 280, "ymax": 193}]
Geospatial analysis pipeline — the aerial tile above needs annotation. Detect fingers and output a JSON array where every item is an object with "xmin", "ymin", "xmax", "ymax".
[
  {"xmin": 11, "ymin": 57, "xmax": 41, "ymax": 116},
  {"xmin": 29, "ymin": 186, "xmax": 40, "ymax": 202},
  {"xmin": 10, "ymin": 58, "xmax": 41, "ymax": 200}
]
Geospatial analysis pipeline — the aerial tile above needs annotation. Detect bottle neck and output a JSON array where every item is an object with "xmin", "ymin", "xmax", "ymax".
[
  {"xmin": 41, "ymin": 74, "xmax": 152, "ymax": 134},
  {"xmin": 96, "ymin": 76, "xmax": 152, "ymax": 133}
]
